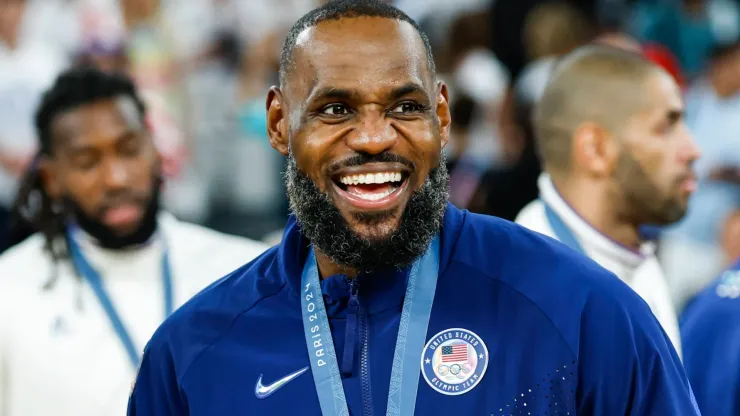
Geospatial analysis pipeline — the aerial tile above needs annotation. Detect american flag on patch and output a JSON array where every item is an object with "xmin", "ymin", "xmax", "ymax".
[{"xmin": 441, "ymin": 344, "xmax": 468, "ymax": 363}]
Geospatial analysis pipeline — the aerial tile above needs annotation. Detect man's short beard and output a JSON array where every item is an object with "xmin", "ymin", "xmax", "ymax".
[
  {"xmin": 64, "ymin": 175, "xmax": 162, "ymax": 250},
  {"xmin": 612, "ymin": 150, "xmax": 686, "ymax": 225},
  {"xmin": 285, "ymin": 153, "xmax": 449, "ymax": 273}
]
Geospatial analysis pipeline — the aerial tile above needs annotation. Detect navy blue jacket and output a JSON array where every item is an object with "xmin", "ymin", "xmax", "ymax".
[
  {"xmin": 681, "ymin": 258, "xmax": 740, "ymax": 415},
  {"xmin": 129, "ymin": 204, "xmax": 699, "ymax": 415}
]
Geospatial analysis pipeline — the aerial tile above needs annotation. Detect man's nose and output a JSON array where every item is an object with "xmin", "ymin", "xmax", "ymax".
[
  {"xmin": 101, "ymin": 158, "xmax": 130, "ymax": 189},
  {"xmin": 679, "ymin": 128, "xmax": 701, "ymax": 165},
  {"xmin": 345, "ymin": 112, "xmax": 397, "ymax": 155}
]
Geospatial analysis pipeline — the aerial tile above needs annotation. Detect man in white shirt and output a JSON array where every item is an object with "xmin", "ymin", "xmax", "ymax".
[
  {"xmin": 0, "ymin": 67, "xmax": 269, "ymax": 416},
  {"xmin": 515, "ymin": 45, "xmax": 701, "ymax": 357}
]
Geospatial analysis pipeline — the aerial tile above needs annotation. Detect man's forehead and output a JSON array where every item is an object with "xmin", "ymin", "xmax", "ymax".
[
  {"xmin": 290, "ymin": 17, "xmax": 431, "ymax": 96},
  {"xmin": 295, "ymin": 17, "xmax": 424, "ymax": 57},
  {"xmin": 52, "ymin": 97, "xmax": 141, "ymax": 145},
  {"xmin": 640, "ymin": 72, "xmax": 684, "ymax": 118}
]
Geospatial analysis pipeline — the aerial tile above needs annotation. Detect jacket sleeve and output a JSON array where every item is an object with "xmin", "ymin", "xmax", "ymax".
[
  {"xmin": 577, "ymin": 292, "xmax": 700, "ymax": 415},
  {"xmin": 680, "ymin": 288, "xmax": 740, "ymax": 415},
  {"xmin": 128, "ymin": 339, "xmax": 188, "ymax": 416}
]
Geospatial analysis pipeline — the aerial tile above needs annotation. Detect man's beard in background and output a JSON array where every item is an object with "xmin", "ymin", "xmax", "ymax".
[
  {"xmin": 612, "ymin": 151, "xmax": 686, "ymax": 226},
  {"xmin": 64, "ymin": 175, "xmax": 162, "ymax": 250},
  {"xmin": 285, "ymin": 152, "xmax": 450, "ymax": 273}
]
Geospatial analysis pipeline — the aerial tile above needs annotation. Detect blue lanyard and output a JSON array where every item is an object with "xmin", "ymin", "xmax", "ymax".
[
  {"xmin": 542, "ymin": 200, "xmax": 585, "ymax": 254},
  {"xmin": 66, "ymin": 233, "xmax": 174, "ymax": 370},
  {"xmin": 300, "ymin": 235, "xmax": 440, "ymax": 416}
]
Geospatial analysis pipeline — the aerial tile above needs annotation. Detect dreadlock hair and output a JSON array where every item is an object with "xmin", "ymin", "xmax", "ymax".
[{"xmin": 12, "ymin": 67, "xmax": 146, "ymax": 270}]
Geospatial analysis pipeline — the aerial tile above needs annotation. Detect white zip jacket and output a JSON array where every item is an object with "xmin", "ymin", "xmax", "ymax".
[
  {"xmin": 0, "ymin": 213, "xmax": 270, "ymax": 416},
  {"xmin": 515, "ymin": 174, "xmax": 682, "ymax": 359}
]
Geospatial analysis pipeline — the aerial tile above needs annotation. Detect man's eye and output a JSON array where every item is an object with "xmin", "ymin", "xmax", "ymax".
[
  {"xmin": 321, "ymin": 104, "xmax": 350, "ymax": 116},
  {"xmin": 390, "ymin": 102, "xmax": 422, "ymax": 114},
  {"xmin": 72, "ymin": 154, "xmax": 99, "ymax": 170}
]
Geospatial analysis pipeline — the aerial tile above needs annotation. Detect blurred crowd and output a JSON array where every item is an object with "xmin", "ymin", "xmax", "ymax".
[{"xmin": 2, "ymin": 0, "xmax": 740, "ymax": 314}]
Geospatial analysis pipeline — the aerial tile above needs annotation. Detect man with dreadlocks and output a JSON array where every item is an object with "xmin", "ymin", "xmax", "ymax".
[{"xmin": 0, "ymin": 67, "xmax": 268, "ymax": 416}]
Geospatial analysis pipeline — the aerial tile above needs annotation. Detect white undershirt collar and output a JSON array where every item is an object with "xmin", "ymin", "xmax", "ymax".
[{"xmin": 538, "ymin": 173, "xmax": 654, "ymax": 269}]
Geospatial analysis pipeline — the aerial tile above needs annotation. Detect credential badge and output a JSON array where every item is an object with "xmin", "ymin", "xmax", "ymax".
[{"xmin": 421, "ymin": 328, "xmax": 488, "ymax": 396}]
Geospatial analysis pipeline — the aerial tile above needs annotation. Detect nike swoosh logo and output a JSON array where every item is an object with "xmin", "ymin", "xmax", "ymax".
[{"xmin": 255, "ymin": 366, "xmax": 309, "ymax": 399}]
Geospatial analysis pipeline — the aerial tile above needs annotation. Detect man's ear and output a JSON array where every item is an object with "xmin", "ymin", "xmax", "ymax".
[
  {"xmin": 38, "ymin": 156, "xmax": 61, "ymax": 200},
  {"xmin": 572, "ymin": 122, "xmax": 617, "ymax": 177},
  {"xmin": 266, "ymin": 86, "xmax": 289, "ymax": 156},
  {"xmin": 436, "ymin": 81, "xmax": 451, "ymax": 149}
]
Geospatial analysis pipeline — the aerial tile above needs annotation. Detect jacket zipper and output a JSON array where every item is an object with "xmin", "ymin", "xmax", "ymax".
[
  {"xmin": 341, "ymin": 280, "xmax": 359, "ymax": 376},
  {"xmin": 359, "ymin": 303, "xmax": 374, "ymax": 416},
  {"xmin": 341, "ymin": 279, "xmax": 374, "ymax": 416}
]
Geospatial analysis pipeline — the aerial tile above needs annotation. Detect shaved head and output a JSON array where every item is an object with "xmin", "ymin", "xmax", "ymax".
[
  {"xmin": 533, "ymin": 45, "xmax": 663, "ymax": 173},
  {"xmin": 532, "ymin": 44, "xmax": 700, "ymax": 229}
]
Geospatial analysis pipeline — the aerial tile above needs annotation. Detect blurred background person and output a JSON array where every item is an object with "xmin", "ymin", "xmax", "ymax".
[
  {"xmin": 515, "ymin": 45, "xmax": 701, "ymax": 356},
  {"xmin": 0, "ymin": 67, "xmax": 267, "ymax": 416},
  {"xmin": 680, "ymin": 203, "xmax": 740, "ymax": 415}
]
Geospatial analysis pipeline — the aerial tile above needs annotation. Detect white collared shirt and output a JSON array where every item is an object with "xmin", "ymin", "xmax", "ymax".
[
  {"xmin": 0, "ymin": 213, "xmax": 270, "ymax": 416},
  {"xmin": 515, "ymin": 174, "xmax": 682, "ymax": 358}
]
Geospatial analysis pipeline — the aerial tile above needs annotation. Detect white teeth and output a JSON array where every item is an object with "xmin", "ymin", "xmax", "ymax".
[
  {"xmin": 339, "ymin": 172, "xmax": 403, "ymax": 185},
  {"xmin": 352, "ymin": 188, "xmax": 395, "ymax": 201}
]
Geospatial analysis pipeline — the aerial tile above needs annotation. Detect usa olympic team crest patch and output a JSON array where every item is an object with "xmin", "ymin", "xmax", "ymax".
[{"xmin": 421, "ymin": 328, "xmax": 489, "ymax": 396}]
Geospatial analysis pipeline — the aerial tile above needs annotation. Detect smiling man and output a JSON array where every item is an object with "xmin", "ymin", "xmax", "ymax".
[{"xmin": 128, "ymin": 1, "xmax": 700, "ymax": 415}]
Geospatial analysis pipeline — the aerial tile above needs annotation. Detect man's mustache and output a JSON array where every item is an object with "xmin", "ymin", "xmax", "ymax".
[
  {"xmin": 95, "ymin": 175, "xmax": 162, "ymax": 217},
  {"xmin": 96, "ymin": 191, "xmax": 149, "ymax": 216},
  {"xmin": 326, "ymin": 152, "xmax": 415, "ymax": 175}
]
